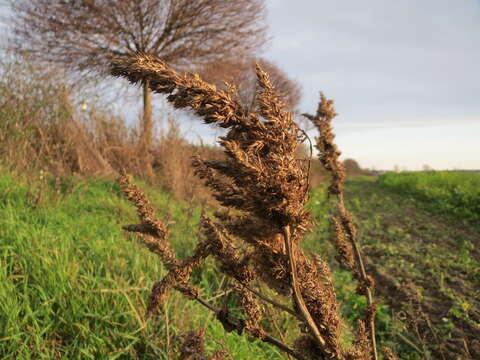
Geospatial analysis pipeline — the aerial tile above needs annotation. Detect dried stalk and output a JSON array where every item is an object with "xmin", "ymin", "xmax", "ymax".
[
  {"xmin": 283, "ymin": 225, "xmax": 326, "ymax": 348},
  {"xmin": 191, "ymin": 295, "xmax": 307, "ymax": 360},
  {"xmin": 111, "ymin": 53, "xmax": 395, "ymax": 359},
  {"xmin": 304, "ymin": 93, "xmax": 380, "ymax": 360},
  {"xmin": 339, "ymin": 194, "xmax": 378, "ymax": 360},
  {"xmin": 244, "ymin": 284, "xmax": 302, "ymax": 321},
  {"xmin": 118, "ymin": 173, "xmax": 305, "ymax": 359}
]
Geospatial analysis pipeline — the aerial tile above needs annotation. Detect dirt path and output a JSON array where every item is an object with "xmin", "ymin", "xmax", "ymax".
[{"xmin": 344, "ymin": 179, "xmax": 480, "ymax": 360}]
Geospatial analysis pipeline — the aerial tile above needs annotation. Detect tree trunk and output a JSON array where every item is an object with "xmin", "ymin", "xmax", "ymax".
[{"xmin": 142, "ymin": 80, "xmax": 153, "ymax": 148}]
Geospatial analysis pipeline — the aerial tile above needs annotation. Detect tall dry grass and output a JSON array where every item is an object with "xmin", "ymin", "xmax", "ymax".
[
  {"xmin": 152, "ymin": 118, "xmax": 224, "ymax": 202},
  {"xmin": 0, "ymin": 56, "xmax": 123, "ymax": 176},
  {"xmin": 0, "ymin": 56, "xmax": 222, "ymax": 202}
]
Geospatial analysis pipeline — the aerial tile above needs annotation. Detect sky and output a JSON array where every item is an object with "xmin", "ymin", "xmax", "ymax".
[
  {"xmin": 1, "ymin": 1, "xmax": 479, "ymax": 170},
  {"xmin": 176, "ymin": 0, "xmax": 480, "ymax": 170},
  {"xmin": 263, "ymin": 0, "xmax": 480, "ymax": 170}
]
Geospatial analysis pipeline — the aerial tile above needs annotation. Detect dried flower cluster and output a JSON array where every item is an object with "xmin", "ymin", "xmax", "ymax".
[
  {"xmin": 176, "ymin": 328, "xmax": 228, "ymax": 360},
  {"xmin": 111, "ymin": 53, "xmax": 395, "ymax": 359},
  {"xmin": 304, "ymin": 93, "xmax": 398, "ymax": 360}
]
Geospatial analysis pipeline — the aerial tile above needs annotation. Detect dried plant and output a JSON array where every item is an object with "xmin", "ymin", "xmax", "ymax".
[
  {"xmin": 111, "ymin": 53, "xmax": 395, "ymax": 359},
  {"xmin": 304, "ymin": 93, "xmax": 399, "ymax": 360},
  {"xmin": 199, "ymin": 56, "xmax": 302, "ymax": 112},
  {"xmin": 176, "ymin": 328, "xmax": 228, "ymax": 360}
]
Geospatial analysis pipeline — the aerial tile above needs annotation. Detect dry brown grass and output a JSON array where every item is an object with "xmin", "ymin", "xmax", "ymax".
[
  {"xmin": 0, "ymin": 58, "xmax": 138, "ymax": 177},
  {"xmin": 175, "ymin": 328, "xmax": 229, "ymax": 360},
  {"xmin": 111, "ymin": 52, "xmax": 398, "ymax": 360},
  {"xmin": 0, "ymin": 56, "xmax": 222, "ymax": 203},
  {"xmin": 152, "ymin": 118, "xmax": 223, "ymax": 202}
]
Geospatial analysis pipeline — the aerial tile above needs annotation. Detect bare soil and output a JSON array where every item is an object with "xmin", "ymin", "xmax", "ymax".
[{"xmin": 345, "ymin": 180, "xmax": 480, "ymax": 360}]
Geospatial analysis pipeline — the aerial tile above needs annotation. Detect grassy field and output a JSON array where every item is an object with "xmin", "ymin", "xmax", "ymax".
[
  {"xmin": 0, "ymin": 173, "xmax": 287, "ymax": 359},
  {"xmin": 341, "ymin": 176, "xmax": 479, "ymax": 359},
  {"xmin": 378, "ymin": 171, "xmax": 480, "ymax": 226},
  {"xmin": 1, "ymin": 171, "xmax": 478, "ymax": 359}
]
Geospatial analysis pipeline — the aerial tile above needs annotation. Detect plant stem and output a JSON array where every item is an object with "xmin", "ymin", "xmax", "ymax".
[
  {"xmin": 339, "ymin": 195, "xmax": 378, "ymax": 360},
  {"xmin": 244, "ymin": 284, "xmax": 302, "ymax": 320},
  {"xmin": 282, "ymin": 225, "xmax": 327, "ymax": 349},
  {"xmin": 188, "ymin": 293, "xmax": 307, "ymax": 360}
]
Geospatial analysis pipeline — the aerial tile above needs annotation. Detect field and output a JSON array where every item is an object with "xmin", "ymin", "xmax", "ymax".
[
  {"xmin": 378, "ymin": 171, "xmax": 480, "ymax": 226},
  {"xmin": 340, "ymin": 175, "xmax": 479, "ymax": 359},
  {"xmin": 1, "ymin": 170, "xmax": 478, "ymax": 359},
  {"xmin": 0, "ymin": 173, "xmax": 285, "ymax": 359}
]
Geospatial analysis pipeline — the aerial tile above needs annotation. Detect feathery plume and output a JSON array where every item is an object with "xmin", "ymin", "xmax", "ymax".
[
  {"xmin": 304, "ymin": 92, "xmax": 399, "ymax": 360},
  {"xmin": 113, "ymin": 53, "xmax": 388, "ymax": 359}
]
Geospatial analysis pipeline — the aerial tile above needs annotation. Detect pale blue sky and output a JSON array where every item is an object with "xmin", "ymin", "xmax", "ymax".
[
  {"xmin": 264, "ymin": 0, "xmax": 480, "ymax": 170},
  {"xmin": 180, "ymin": 0, "xmax": 480, "ymax": 170}
]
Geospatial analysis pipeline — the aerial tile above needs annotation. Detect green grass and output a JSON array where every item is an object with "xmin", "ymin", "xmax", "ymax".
[
  {"xmin": 378, "ymin": 171, "xmax": 480, "ymax": 226},
  {"xmin": 341, "ymin": 176, "xmax": 479, "ymax": 359},
  {"xmin": 2, "ymin": 171, "xmax": 478, "ymax": 359},
  {"xmin": 0, "ymin": 173, "xmax": 284, "ymax": 359}
]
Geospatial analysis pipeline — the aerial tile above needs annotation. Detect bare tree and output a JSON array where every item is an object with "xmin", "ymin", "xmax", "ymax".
[
  {"xmin": 199, "ymin": 57, "xmax": 302, "ymax": 112},
  {"xmin": 343, "ymin": 158, "xmax": 363, "ymax": 176},
  {"xmin": 8, "ymin": 0, "xmax": 267, "ymax": 147}
]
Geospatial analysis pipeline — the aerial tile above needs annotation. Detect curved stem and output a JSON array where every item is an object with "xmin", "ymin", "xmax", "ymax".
[
  {"xmin": 283, "ymin": 225, "xmax": 326, "ymax": 348},
  {"xmin": 186, "ymin": 291, "xmax": 307, "ymax": 360}
]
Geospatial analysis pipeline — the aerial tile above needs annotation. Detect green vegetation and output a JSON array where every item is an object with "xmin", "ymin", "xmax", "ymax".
[
  {"xmin": 378, "ymin": 171, "xmax": 480, "ymax": 226},
  {"xmin": 0, "ymin": 173, "xmax": 283, "ymax": 359},
  {"xmin": 341, "ymin": 176, "xmax": 479, "ymax": 359},
  {"xmin": 1, "ymin": 171, "xmax": 478, "ymax": 359},
  {"xmin": 0, "ymin": 171, "xmax": 403, "ymax": 359}
]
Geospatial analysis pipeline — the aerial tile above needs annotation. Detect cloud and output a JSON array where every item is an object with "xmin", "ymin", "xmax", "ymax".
[
  {"xmin": 264, "ymin": 0, "xmax": 480, "ymax": 169},
  {"xmin": 265, "ymin": 0, "xmax": 480, "ymax": 125}
]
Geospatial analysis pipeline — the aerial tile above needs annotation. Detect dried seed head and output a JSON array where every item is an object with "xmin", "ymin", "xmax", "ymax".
[
  {"xmin": 303, "ymin": 92, "xmax": 345, "ymax": 196},
  {"xmin": 234, "ymin": 283, "xmax": 266, "ymax": 339},
  {"xmin": 200, "ymin": 216, "xmax": 256, "ymax": 284},
  {"xmin": 306, "ymin": 92, "xmax": 379, "ymax": 359},
  {"xmin": 344, "ymin": 321, "xmax": 371, "ymax": 360},
  {"xmin": 118, "ymin": 175, "xmax": 179, "ymax": 270},
  {"xmin": 331, "ymin": 217, "xmax": 355, "ymax": 270},
  {"xmin": 382, "ymin": 347, "xmax": 399, "ymax": 360},
  {"xmin": 113, "ymin": 54, "xmax": 356, "ymax": 360},
  {"xmin": 294, "ymin": 335, "xmax": 323, "ymax": 360},
  {"xmin": 177, "ymin": 328, "xmax": 206, "ymax": 360}
]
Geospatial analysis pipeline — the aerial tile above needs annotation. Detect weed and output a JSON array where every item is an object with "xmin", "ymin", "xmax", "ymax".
[{"xmin": 110, "ymin": 53, "xmax": 398, "ymax": 359}]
